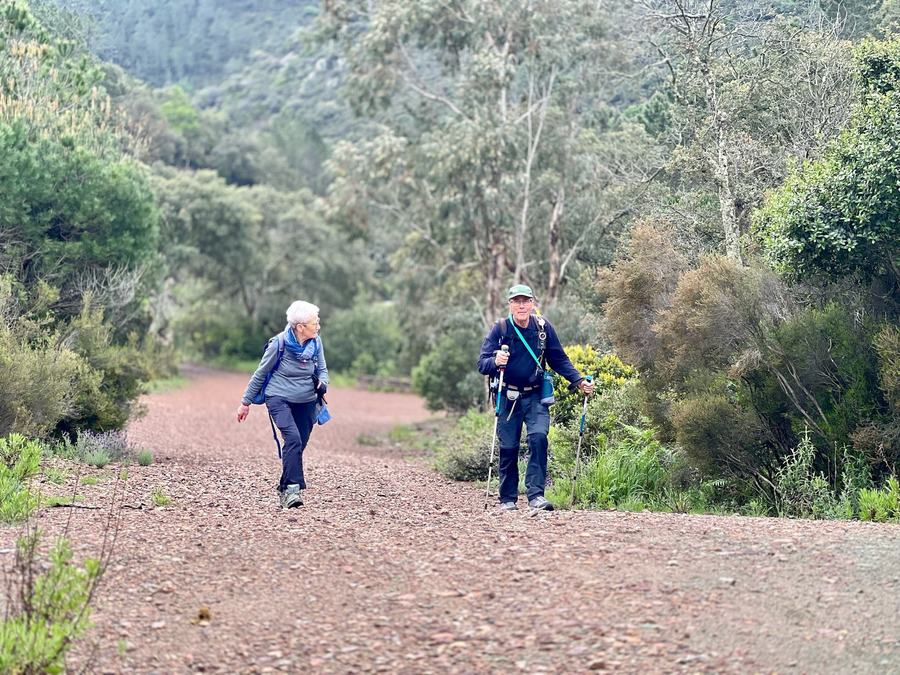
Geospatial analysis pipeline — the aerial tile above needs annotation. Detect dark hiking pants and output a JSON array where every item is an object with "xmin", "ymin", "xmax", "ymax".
[
  {"xmin": 496, "ymin": 391, "xmax": 551, "ymax": 503},
  {"xmin": 266, "ymin": 396, "xmax": 316, "ymax": 491}
]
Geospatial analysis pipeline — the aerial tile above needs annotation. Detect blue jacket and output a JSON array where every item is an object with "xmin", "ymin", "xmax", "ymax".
[
  {"xmin": 477, "ymin": 316, "xmax": 582, "ymax": 388},
  {"xmin": 241, "ymin": 334, "xmax": 329, "ymax": 405}
]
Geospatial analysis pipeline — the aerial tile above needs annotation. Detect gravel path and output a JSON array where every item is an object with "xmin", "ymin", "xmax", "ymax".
[{"xmin": 8, "ymin": 368, "xmax": 900, "ymax": 673}]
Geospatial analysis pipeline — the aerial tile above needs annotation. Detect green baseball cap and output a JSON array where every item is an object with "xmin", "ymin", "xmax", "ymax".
[{"xmin": 507, "ymin": 284, "xmax": 535, "ymax": 300}]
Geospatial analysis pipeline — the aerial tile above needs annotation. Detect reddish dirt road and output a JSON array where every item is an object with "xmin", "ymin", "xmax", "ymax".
[{"xmin": 12, "ymin": 368, "xmax": 900, "ymax": 673}]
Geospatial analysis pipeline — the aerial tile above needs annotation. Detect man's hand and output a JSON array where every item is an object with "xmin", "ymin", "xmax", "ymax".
[
  {"xmin": 236, "ymin": 403, "xmax": 250, "ymax": 422},
  {"xmin": 578, "ymin": 379, "xmax": 594, "ymax": 396},
  {"xmin": 494, "ymin": 348, "xmax": 509, "ymax": 368}
]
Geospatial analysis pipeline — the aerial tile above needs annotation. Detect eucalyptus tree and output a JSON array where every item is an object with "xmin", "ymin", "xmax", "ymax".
[
  {"xmin": 321, "ymin": 0, "xmax": 661, "ymax": 325},
  {"xmin": 636, "ymin": 0, "xmax": 854, "ymax": 262}
]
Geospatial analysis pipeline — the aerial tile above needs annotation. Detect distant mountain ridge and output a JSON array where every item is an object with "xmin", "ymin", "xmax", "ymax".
[{"xmin": 53, "ymin": 0, "xmax": 320, "ymax": 87}]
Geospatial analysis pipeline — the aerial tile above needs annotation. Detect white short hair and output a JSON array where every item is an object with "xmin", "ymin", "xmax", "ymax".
[{"xmin": 285, "ymin": 300, "xmax": 319, "ymax": 326}]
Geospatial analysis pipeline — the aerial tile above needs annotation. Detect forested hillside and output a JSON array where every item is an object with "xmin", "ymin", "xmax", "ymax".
[{"xmin": 50, "ymin": 0, "xmax": 319, "ymax": 86}]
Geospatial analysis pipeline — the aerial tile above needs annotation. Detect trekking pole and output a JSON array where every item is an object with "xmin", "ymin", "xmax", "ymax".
[
  {"xmin": 484, "ymin": 345, "xmax": 509, "ymax": 510},
  {"xmin": 572, "ymin": 375, "xmax": 593, "ymax": 504}
]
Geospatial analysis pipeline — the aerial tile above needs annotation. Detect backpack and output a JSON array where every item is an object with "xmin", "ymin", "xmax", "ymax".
[{"xmin": 250, "ymin": 333, "xmax": 286, "ymax": 405}]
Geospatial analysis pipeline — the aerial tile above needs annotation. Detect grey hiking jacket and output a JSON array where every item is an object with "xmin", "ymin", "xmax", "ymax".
[{"xmin": 241, "ymin": 334, "xmax": 329, "ymax": 405}]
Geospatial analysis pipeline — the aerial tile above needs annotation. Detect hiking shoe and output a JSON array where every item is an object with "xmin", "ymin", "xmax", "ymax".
[
  {"xmin": 280, "ymin": 484, "xmax": 303, "ymax": 509},
  {"xmin": 499, "ymin": 501, "xmax": 518, "ymax": 511},
  {"xmin": 528, "ymin": 495, "xmax": 553, "ymax": 511}
]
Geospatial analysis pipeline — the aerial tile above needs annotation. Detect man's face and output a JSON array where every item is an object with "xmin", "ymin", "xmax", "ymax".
[{"xmin": 509, "ymin": 296, "xmax": 534, "ymax": 322}]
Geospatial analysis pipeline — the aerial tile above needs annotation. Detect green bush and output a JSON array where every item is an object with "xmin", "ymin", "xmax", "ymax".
[
  {"xmin": 0, "ymin": 534, "xmax": 100, "ymax": 673},
  {"xmin": 0, "ymin": 317, "xmax": 87, "ymax": 439},
  {"xmin": 551, "ymin": 345, "xmax": 636, "ymax": 427},
  {"xmin": 775, "ymin": 433, "xmax": 839, "ymax": 519},
  {"xmin": 137, "ymin": 450, "xmax": 153, "ymax": 466},
  {"xmin": 671, "ymin": 391, "xmax": 775, "ymax": 481},
  {"xmin": 413, "ymin": 332, "xmax": 485, "ymax": 412},
  {"xmin": 546, "ymin": 383, "xmax": 676, "ymax": 509},
  {"xmin": 0, "ymin": 435, "xmax": 42, "ymax": 525},
  {"xmin": 755, "ymin": 38, "xmax": 900, "ymax": 286},
  {"xmin": 838, "ymin": 445, "xmax": 874, "ymax": 518},
  {"xmin": 548, "ymin": 423, "xmax": 673, "ymax": 510},
  {"xmin": 61, "ymin": 305, "xmax": 157, "ymax": 434},
  {"xmin": 1, "ymin": 279, "xmax": 163, "ymax": 439},
  {"xmin": 857, "ymin": 476, "xmax": 900, "ymax": 522},
  {"xmin": 432, "ymin": 410, "xmax": 495, "ymax": 482},
  {"xmin": 874, "ymin": 324, "xmax": 900, "ymax": 409}
]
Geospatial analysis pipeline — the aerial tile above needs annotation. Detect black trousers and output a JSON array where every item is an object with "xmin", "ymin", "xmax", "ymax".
[{"xmin": 266, "ymin": 396, "xmax": 316, "ymax": 491}]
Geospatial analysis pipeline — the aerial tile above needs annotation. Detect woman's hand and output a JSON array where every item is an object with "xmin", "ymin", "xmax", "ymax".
[
  {"xmin": 236, "ymin": 403, "xmax": 250, "ymax": 423},
  {"xmin": 578, "ymin": 379, "xmax": 595, "ymax": 396}
]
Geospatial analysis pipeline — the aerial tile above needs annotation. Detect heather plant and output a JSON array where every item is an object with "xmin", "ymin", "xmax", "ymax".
[{"xmin": 75, "ymin": 429, "xmax": 135, "ymax": 465}]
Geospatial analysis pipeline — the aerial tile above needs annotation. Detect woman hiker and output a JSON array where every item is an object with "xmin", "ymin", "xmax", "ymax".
[
  {"xmin": 478, "ymin": 284, "xmax": 594, "ymax": 511},
  {"xmin": 236, "ymin": 300, "xmax": 329, "ymax": 508}
]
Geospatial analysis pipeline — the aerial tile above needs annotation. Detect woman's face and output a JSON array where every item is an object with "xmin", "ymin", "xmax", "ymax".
[{"xmin": 294, "ymin": 315, "xmax": 320, "ymax": 340}]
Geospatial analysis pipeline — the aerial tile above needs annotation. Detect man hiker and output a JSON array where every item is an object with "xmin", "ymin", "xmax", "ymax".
[{"xmin": 478, "ymin": 284, "xmax": 594, "ymax": 511}]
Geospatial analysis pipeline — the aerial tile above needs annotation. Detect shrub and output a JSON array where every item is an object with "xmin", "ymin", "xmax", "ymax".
[
  {"xmin": 671, "ymin": 391, "xmax": 776, "ymax": 483},
  {"xmin": 412, "ymin": 332, "xmax": 485, "ymax": 412},
  {"xmin": 551, "ymin": 345, "xmax": 636, "ymax": 427},
  {"xmin": 61, "ymin": 305, "xmax": 157, "ymax": 434},
  {"xmin": 0, "ymin": 307, "xmax": 87, "ymax": 438},
  {"xmin": 873, "ymin": 324, "xmax": 900, "ymax": 410},
  {"xmin": 549, "ymin": 423, "xmax": 673, "ymax": 510},
  {"xmin": 75, "ymin": 429, "xmax": 135, "ymax": 464},
  {"xmin": 81, "ymin": 450, "xmax": 110, "ymax": 469},
  {"xmin": 838, "ymin": 445, "xmax": 874, "ymax": 518},
  {"xmin": 594, "ymin": 222, "xmax": 689, "ymax": 373},
  {"xmin": 0, "ymin": 534, "xmax": 101, "ymax": 673},
  {"xmin": 137, "ymin": 450, "xmax": 153, "ymax": 466},
  {"xmin": 432, "ymin": 410, "xmax": 495, "ymax": 482},
  {"xmin": 0, "ymin": 435, "xmax": 42, "ymax": 524},
  {"xmin": 775, "ymin": 433, "xmax": 839, "ymax": 519},
  {"xmin": 546, "ymin": 383, "xmax": 677, "ymax": 509},
  {"xmin": 857, "ymin": 476, "xmax": 900, "ymax": 522}
]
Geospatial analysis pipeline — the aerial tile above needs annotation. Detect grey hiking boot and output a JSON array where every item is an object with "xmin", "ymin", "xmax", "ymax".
[
  {"xmin": 499, "ymin": 501, "xmax": 518, "ymax": 511},
  {"xmin": 280, "ymin": 484, "xmax": 303, "ymax": 509},
  {"xmin": 528, "ymin": 495, "xmax": 554, "ymax": 511}
]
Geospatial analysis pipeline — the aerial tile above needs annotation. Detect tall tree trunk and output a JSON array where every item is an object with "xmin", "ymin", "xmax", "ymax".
[
  {"xmin": 703, "ymin": 62, "xmax": 743, "ymax": 264},
  {"xmin": 484, "ymin": 240, "xmax": 507, "ymax": 328},
  {"xmin": 545, "ymin": 185, "xmax": 565, "ymax": 306}
]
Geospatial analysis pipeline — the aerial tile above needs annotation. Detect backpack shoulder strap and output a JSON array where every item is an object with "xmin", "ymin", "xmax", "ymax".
[
  {"xmin": 272, "ymin": 333, "xmax": 286, "ymax": 371},
  {"xmin": 495, "ymin": 317, "xmax": 510, "ymax": 344}
]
